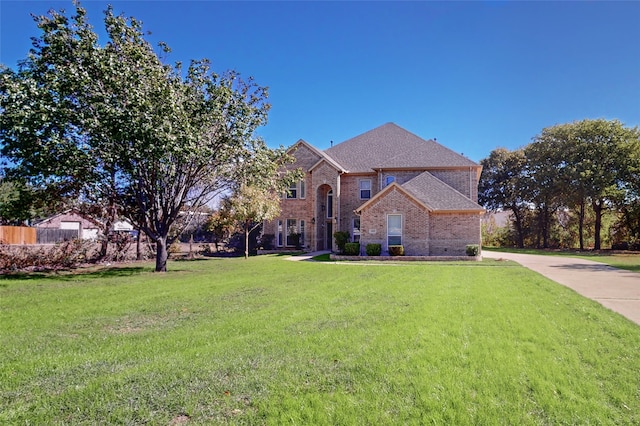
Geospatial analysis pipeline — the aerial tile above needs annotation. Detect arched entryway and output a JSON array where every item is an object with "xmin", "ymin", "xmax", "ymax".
[{"xmin": 316, "ymin": 184, "xmax": 334, "ymax": 251}]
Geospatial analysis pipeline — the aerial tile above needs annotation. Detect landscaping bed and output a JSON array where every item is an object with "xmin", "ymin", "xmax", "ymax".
[{"xmin": 330, "ymin": 254, "xmax": 482, "ymax": 261}]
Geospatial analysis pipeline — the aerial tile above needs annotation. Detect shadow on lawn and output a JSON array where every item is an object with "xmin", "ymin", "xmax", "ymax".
[
  {"xmin": 551, "ymin": 263, "xmax": 640, "ymax": 274},
  {"xmin": 0, "ymin": 266, "xmax": 148, "ymax": 282}
]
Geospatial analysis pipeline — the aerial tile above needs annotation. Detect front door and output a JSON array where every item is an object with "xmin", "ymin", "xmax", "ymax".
[{"xmin": 326, "ymin": 222, "xmax": 333, "ymax": 251}]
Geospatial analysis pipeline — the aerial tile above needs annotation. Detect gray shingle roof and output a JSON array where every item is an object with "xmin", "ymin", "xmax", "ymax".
[
  {"xmin": 324, "ymin": 122, "xmax": 478, "ymax": 173},
  {"xmin": 401, "ymin": 172, "xmax": 484, "ymax": 212}
]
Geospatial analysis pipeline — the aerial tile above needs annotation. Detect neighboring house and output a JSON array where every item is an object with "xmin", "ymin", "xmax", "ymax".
[
  {"xmin": 34, "ymin": 209, "xmax": 103, "ymax": 241},
  {"xmin": 263, "ymin": 123, "xmax": 485, "ymax": 256}
]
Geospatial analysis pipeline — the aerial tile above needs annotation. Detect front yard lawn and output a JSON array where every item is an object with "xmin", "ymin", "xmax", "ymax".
[{"xmin": 1, "ymin": 256, "xmax": 638, "ymax": 424}]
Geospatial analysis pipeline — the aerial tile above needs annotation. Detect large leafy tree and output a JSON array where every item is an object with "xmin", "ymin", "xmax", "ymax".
[
  {"xmin": 480, "ymin": 119, "xmax": 640, "ymax": 250},
  {"xmin": 613, "ymin": 127, "xmax": 640, "ymax": 247},
  {"xmin": 0, "ymin": 2, "xmax": 288, "ymax": 271},
  {"xmin": 531, "ymin": 119, "xmax": 638, "ymax": 250},
  {"xmin": 524, "ymin": 133, "xmax": 567, "ymax": 248},
  {"xmin": 479, "ymin": 148, "xmax": 529, "ymax": 248}
]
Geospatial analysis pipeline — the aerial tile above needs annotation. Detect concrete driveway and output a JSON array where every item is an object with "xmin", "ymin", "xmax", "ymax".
[{"xmin": 483, "ymin": 250, "xmax": 640, "ymax": 325}]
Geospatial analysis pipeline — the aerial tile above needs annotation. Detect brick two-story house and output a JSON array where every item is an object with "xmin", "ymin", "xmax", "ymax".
[{"xmin": 263, "ymin": 123, "xmax": 484, "ymax": 256}]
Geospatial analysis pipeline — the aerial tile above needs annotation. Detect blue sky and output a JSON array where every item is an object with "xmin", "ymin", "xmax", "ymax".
[{"xmin": 2, "ymin": 1, "xmax": 639, "ymax": 162}]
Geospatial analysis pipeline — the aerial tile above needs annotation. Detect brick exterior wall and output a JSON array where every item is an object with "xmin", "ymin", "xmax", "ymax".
[
  {"xmin": 290, "ymin": 143, "xmax": 322, "ymax": 170},
  {"xmin": 338, "ymin": 173, "xmax": 377, "ymax": 240},
  {"xmin": 428, "ymin": 212, "xmax": 481, "ymax": 256},
  {"xmin": 378, "ymin": 168, "xmax": 480, "ymax": 202},
  {"xmin": 358, "ymin": 187, "xmax": 430, "ymax": 256},
  {"xmin": 358, "ymin": 188, "xmax": 482, "ymax": 256},
  {"xmin": 264, "ymin": 142, "xmax": 482, "ymax": 254},
  {"xmin": 263, "ymin": 143, "xmax": 319, "ymax": 250},
  {"xmin": 429, "ymin": 169, "xmax": 479, "ymax": 201},
  {"xmin": 264, "ymin": 147, "xmax": 343, "ymax": 250},
  {"xmin": 310, "ymin": 162, "xmax": 341, "ymax": 250}
]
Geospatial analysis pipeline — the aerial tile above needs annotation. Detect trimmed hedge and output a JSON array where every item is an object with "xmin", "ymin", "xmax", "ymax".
[
  {"xmin": 466, "ymin": 244, "xmax": 479, "ymax": 256},
  {"xmin": 366, "ymin": 243, "xmax": 382, "ymax": 256},
  {"xmin": 344, "ymin": 242, "xmax": 360, "ymax": 256},
  {"xmin": 388, "ymin": 245, "xmax": 404, "ymax": 256}
]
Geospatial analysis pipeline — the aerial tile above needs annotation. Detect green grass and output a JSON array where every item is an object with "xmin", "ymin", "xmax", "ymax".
[
  {"xmin": 484, "ymin": 246, "xmax": 640, "ymax": 273},
  {"xmin": 1, "ymin": 256, "xmax": 639, "ymax": 425}
]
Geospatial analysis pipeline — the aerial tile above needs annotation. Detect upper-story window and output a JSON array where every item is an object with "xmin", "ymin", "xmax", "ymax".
[
  {"xmin": 359, "ymin": 179, "xmax": 371, "ymax": 199},
  {"xmin": 286, "ymin": 179, "xmax": 306, "ymax": 199},
  {"xmin": 385, "ymin": 176, "xmax": 396, "ymax": 187}
]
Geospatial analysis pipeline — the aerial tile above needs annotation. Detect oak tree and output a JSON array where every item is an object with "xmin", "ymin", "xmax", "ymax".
[{"xmin": 0, "ymin": 3, "xmax": 285, "ymax": 271}]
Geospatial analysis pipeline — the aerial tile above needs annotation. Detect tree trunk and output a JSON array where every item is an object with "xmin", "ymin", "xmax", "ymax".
[
  {"xmin": 155, "ymin": 236, "xmax": 169, "ymax": 272},
  {"xmin": 511, "ymin": 206, "xmax": 525, "ymax": 248},
  {"xmin": 578, "ymin": 199, "xmax": 585, "ymax": 250},
  {"xmin": 535, "ymin": 207, "xmax": 543, "ymax": 249},
  {"xmin": 136, "ymin": 228, "xmax": 142, "ymax": 260},
  {"xmin": 99, "ymin": 206, "xmax": 116, "ymax": 260},
  {"xmin": 593, "ymin": 199, "xmax": 603, "ymax": 250},
  {"xmin": 244, "ymin": 220, "xmax": 250, "ymax": 259},
  {"xmin": 542, "ymin": 207, "xmax": 550, "ymax": 249}
]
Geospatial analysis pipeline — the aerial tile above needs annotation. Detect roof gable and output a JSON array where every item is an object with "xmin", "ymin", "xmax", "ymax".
[
  {"xmin": 34, "ymin": 209, "xmax": 103, "ymax": 227},
  {"xmin": 356, "ymin": 171, "xmax": 484, "ymax": 214},
  {"xmin": 355, "ymin": 182, "xmax": 428, "ymax": 214},
  {"xmin": 401, "ymin": 172, "xmax": 484, "ymax": 212},
  {"xmin": 289, "ymin": 139, "xmax": 346, "ymax": 172},
  {"xmin": 324, "ymin": 122, "xmax": 478, "ymax": 173}
]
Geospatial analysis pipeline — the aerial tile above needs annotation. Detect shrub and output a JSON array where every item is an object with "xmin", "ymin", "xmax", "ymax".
[
  {"xmin": 366, "ymin": 243, "xmax": 382, "ymax": 256},
  {"xmin": 333, "ymin": 231, "xmax": 350, "ymax": 253},
  {"xmin": 344, "ymin": 242, "xmax": 360, "ymax": 256},
  {"xmin": 388, "ymin": 245, "xmax": 404, "ymax": 256},
  {"xmin": 466, "ymin": 244, "xmax": 479, "ymax": 256},
  {"xmin": 289, "ymin": 233, "xmax": 302, "ymax": 250},
  {"xmin": 0, "ymin": 239, "xmax": 97, "ymax": 272},
  {"xmin": 109, "ymin": 232, "xmax": 133, "ymax": 262},
  {"xmin": 168, "ymin": 242, "xmax": 182, "ymax": 257},
  {"xmin": 260, "ymin": 234, "xmax": 275, "ymax": 250}
]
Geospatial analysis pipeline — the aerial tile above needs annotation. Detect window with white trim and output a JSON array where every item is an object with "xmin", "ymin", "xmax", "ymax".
[
  {"xmin": 385, "ymin": 176, "xmax": 396, "ymax": 187},
  {"xmin": 387, "ymin": 214, "xmax": 402, "ymax": 246},
  {"xmin": 285, "ymin": 179, "xmax": 306, "ymax": 199},
  {"xmin": 286, "ymin": 182, "xmax": 297, "ymax": 199},
  {"xmin": 286, "ymin": 219, "xmax": 297, "ymax": 246},
  {"xmin": 326, "ymin": 190, "xmax": 333, "ymax": 218},
  {"xmin": 352, "ymin": 218, "xmax": 361, "ymax": 243},
  {"xmin": 285, "ymin": 218, "xmax": 305, "ymax": 247},
  {"xmin": 277, "ymin": 220, "xmax": 284, "ymax": 247},
  {"xmin": 359, "ymin": 179, "xmax": 371, "ymax": 199}
]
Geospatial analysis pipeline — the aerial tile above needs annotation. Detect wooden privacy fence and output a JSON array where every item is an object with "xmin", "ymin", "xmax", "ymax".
[{"xmin": 0, "ymin": 226, "xmax": 37, "ymax": 245}]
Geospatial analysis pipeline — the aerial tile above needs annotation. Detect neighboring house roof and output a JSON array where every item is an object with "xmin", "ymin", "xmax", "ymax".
[
  {"xmin": 324, "ymin": 122, "xmax": 478, "ymax": 173},
  {"xmin": 33, "ymin": 209, "xmax": 103, "ymax": 228},
  {"xmin": 356, "ymin": 171, "xmax": 484, "ymax": 214}
]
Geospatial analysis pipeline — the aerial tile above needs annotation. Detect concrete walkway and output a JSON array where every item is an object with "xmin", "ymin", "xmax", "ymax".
[
  {"xmin": 483, "ymin": 250, "xmax": 640, "ymax": 325},
  {"xmin": 286, "ymin": 251, "xmax": 331, "ymax": 261}
]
